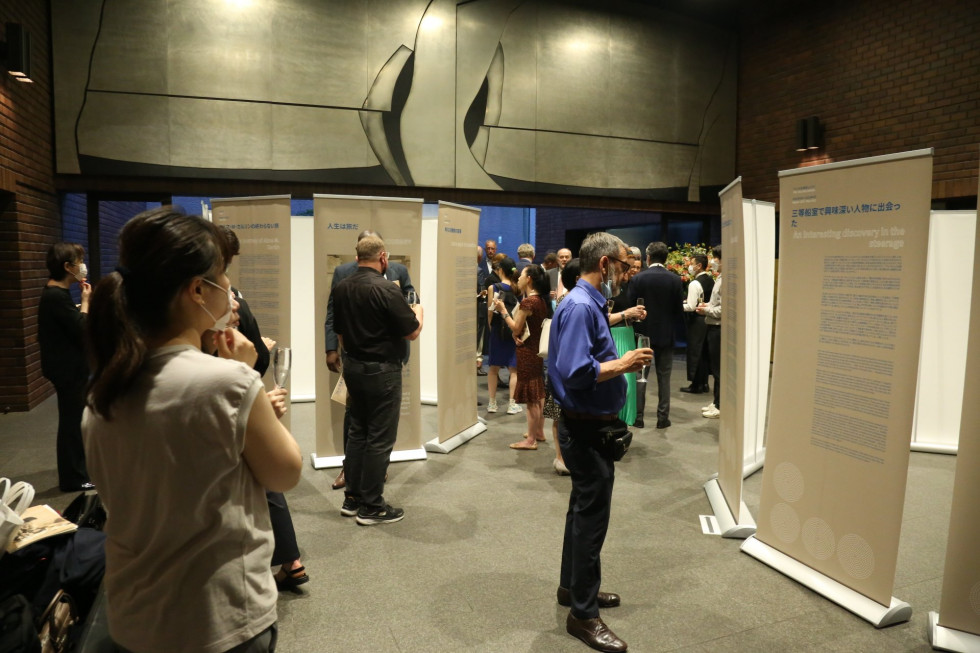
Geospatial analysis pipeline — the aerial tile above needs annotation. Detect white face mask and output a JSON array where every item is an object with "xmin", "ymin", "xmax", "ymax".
[
  {"xmin": 71, "ymin": 262, "xmax": 87, "ymax": 282},
  {"xmin": 687, "ymin": 264, "xmax": 695, "ymax": 275},
  {"xmin": 200, "ymin": 278, "xmax": 234, "ymax": 331},
  {"xmin": 600, "ymin": 261, "xmax": 620, "ymax": 299}
]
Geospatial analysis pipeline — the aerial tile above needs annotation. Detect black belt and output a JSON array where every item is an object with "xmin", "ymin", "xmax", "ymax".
[
  {"xmin": 562, "ymin": 409, "xmax": 618, "ymax": 422},
  {"xmin": 343, "ymin": 356, "xmax": 401, "ymax": 373}
]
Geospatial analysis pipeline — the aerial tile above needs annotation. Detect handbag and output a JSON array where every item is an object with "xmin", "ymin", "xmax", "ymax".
[
  {"xmin": 36, "ymin": 590, "xmax": 77, "ymax": 653},
  {"xmin": 538, "ymin": 318, "xmax": 552, "ymax": 358},
  {"xmin": 1, "ymin": 478, "xmax": 35, "ymax": 555}
]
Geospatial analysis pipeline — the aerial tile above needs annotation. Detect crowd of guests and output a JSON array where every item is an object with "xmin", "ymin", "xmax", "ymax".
[{"xmin": 476, "ymin": 238, "xmax": 725, "ymax": 471}]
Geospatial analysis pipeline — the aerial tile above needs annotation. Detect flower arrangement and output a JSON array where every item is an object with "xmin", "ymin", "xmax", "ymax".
[{"xmin": 666, "ymin": 243, "xmax": 711, "ymax": 283}]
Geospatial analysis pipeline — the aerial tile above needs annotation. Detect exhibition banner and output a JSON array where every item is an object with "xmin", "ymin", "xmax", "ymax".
[
  {"xmin": 742, "ymin": 199, "xmax": 776, "ymax": 474},
  {"xmin": 935, "ymin": 181, "xmax": 980, "ymax": 637},
  {"xmin": 211, "ymin": 196, "xmax": 292, "ymax": 426},
  {"xmin": 434, "ymin": 202, "xmax": 481, "ymax": 443},
  {"xmin": 911, "ymin": 211, "xmax": 976, "ymax": 453},
  {"xmin": 717, "ymin": 179, "xmax": 747, "ymax": 522},
  {"xmin": 312, "ymin": 195, "xmax": 424, "ymax": 464},
  {"xmin": 757, "ymin": 150, "xmax": 932, "ymax": 606}
]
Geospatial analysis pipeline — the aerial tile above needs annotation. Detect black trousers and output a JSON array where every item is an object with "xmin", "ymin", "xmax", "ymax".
[
  {"xmin": 558, "ymin": 415, "xmax": 616, "ymax": 620},
  {"xmin": 342, "ymin": 359, "xmax": 402, "ymax": 511},
  {"xmin": 706, "ymin": 324, "xmax": 721, "ymax": 408},
  {"xmin": 636, "ymin": 346, "xmax": 673, "ymax": 421},
  {"xmin": 53, "ymin": 377, "xmax": 89, "ymax": 489},
  {"xmin": 267, "ymin": 491, "xmax": 299, "ymax": 566},
  {"xmin": 686, "ymin": 315, "xmax": 710, "ymax": 387}
]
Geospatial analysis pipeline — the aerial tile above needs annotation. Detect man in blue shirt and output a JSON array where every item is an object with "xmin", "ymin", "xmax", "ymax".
[{"xmin": 548, "ymin": 232, "xmax": 652, "ymax": 653}]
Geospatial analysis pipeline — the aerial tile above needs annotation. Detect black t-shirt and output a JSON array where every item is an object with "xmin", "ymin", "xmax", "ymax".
[
  {"xmin": 38, "ymin": 285, "xmax": 89, "ymax": 384},
  {"xmin": 333, "ymin": 267, "xmax": 420, "ymax": 363}
]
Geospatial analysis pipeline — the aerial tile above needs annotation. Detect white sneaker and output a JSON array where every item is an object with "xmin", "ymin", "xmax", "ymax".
[
  {"xmin": 703, "ymin": 402, "xmax": 715, "ymax": 411},
  {"xmin": 507, "ymin": 401, "xmax": 523, "ymax": 414},
  {"xmin": 703, "ymin": 406, "xmax": 720, "ymax": 418},
  {"xmin": 487, "ymin": 399, "xmax": 498, "ymax": 413}
]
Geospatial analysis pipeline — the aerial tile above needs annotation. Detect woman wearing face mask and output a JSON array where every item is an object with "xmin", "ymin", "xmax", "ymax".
[
  {"xmin": 83, "ymin": 207, "xmax": 302, "ymax": 653},
  {"xmin": 39, "ymin": 242, "xmax": 94, "ymax": 491}
]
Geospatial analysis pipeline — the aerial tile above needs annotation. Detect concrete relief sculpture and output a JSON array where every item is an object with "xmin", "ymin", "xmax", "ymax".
[{"xmin": 51, "ymin": 0, "xmax": 735, "ymax": 200}]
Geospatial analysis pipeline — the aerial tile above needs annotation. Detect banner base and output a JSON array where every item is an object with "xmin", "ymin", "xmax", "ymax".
[
  {"xmin": 703, "ymin": 477, "xmax": 756, "ymax": 539},
  {"xmin": 741, "ymin": 536, "xmax": 912, "ymax": 628},
  {"xmin": 928, "ymin": 612, "xmax": 980, "ymax": 652},
  {"xmin": 424, "ymin": 421, "xmax": 488, "ymax": 454},
  {"xmin": 910, "ymin": 442, "xmax": 958, "ymax": 455},
  {"xmin": 420, "ymin": 394, "xmax": 437, "ymax": 406},
  {"xmin": 310, "ymin": 447, "xmax": 427, "ymax": 469}
]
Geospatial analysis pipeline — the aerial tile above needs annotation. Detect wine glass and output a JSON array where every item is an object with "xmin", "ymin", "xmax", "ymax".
[
  {"xmin": 273, "ymin": 347, "xmax": 292, "ymax": 389},
  {"xmin": 635, "ymin": 335, "xmax": 650, "ymax": 383},
  {"xmin": 631, "ymin": 297, "xmax": 645, "ymax": 325},
  {"xmin": 406, "ymin": 290, "xmax": 418, "ymax": 306}
]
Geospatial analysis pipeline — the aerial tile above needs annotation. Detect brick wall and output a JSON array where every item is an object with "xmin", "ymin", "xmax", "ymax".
[
  {"xmin": 0, "ymin": 1, "xmax": 60, "ymax": 411},
  {"xmin": 738, "ymin": 0, "xmax": 980, "ymax": 207}
]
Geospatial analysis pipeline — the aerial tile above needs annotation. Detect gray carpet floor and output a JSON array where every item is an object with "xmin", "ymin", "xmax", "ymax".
[{"xmin": 1, "ymin": 358, "xmax": 952, "ymax": 652}]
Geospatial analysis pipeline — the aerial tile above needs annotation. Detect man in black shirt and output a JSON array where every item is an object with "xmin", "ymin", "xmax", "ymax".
[{"xmin": 333, "ymin": 235, "xmax": 423, "ymax": 525}]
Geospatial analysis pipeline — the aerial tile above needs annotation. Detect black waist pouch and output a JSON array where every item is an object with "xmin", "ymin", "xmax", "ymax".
[
  {"xmin": 595, "ymin": 420, "xmax": 632, "ymax": 461},
  {"xmin": 565, "ymin": 415, "xmax": 632, "ymax": 461}
]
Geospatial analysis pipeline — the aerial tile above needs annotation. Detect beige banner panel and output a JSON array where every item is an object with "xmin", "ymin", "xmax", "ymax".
[
  {"xmin": 435, "ymin": 202, "xmax": 482, "ymax": 443},
  {"xmin": 717, "ymin": 180, "xmax": 747, "ymax": 522},
  {"xmin": 911, "ymin": 210, "xmax": 977, "ymax": 454},
  {"xmin": 758, "ymin": 150, "xmax": 933, "ymax": 607},
  {"xmin": 934, "ymin": 170, "xmax": 980, "ymax": 639},
  {"xmin": 211, "ymin": 196, "xmax": 292, "ymax": 429},
  {"xmin": 312, "ymin": 195, "xmax": 424, "ymax": 464}
]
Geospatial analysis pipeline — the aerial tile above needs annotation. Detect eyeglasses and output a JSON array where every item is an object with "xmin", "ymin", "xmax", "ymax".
[{"xmin": 607, "ymin": 255, "xmax": 629, "ymax": 272}]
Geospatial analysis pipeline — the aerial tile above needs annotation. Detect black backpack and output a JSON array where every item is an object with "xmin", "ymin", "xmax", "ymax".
[{"xmin": 0, "ymin": 594, "xmax": 40, "ymax": 653}]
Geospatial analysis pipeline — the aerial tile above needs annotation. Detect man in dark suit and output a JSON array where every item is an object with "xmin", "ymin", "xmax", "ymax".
[
  {"xmin": 324, "ymin": 229, "xmax": 417, "ymax": 490},
  {"xmin": 628, "ymin": 241, "xmax": 683, "ymax": 429}
]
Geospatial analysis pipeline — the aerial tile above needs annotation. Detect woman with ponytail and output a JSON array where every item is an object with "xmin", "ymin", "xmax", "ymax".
[{"xmin": 82, "ymin": 207, "xmax": 302, "ymax": 653}]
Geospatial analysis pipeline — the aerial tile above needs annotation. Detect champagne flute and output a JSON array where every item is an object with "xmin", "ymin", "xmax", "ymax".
[
  {"xmin": 635, "ymin": 335, "xmax": 650, "ymax": 383},
  {"xmin": 273, "ymin": 347, "xmax": 292, "ymax": 389},
  {"xmin": 406, "ymin": 290, "xmax": 418, "ymax": 306},
  {"xmin": 631, "ymin": 297, "xmax": 645, "ymax": 325}
]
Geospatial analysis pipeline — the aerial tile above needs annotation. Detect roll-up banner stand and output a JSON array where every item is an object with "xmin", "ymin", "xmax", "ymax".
[
  {"xmin": 702, "ymin": 181, "xmax": 775, "ymax": 539},
  {"xmin": 311, "ymin": 195, "xmax": 425, "ymax": 469},
  {"xmin": 911, "ymin": 210, "xmax": 976, "ymax": 454},
  {"xmin": 929, "ymin": 161, "xmax": 980, "ymax": 653},
  {"xmin": 742, "ymin": 149, "xmax": 933, "ymax": 628},
  {"xmin": 424, "ymin": 201, "xmax": 487, "ymax": 454},
  {"xmin": 211, "ymin": 195, "xmax": 292, "ymax": 432}
]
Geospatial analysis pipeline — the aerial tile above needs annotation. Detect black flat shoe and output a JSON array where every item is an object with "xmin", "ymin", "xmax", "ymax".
[{"xmin": 275, "ymin": 565, "xmax": 310, "ymax": 592}]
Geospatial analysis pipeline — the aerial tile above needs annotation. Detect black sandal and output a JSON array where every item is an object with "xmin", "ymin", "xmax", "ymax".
[{"xmin": 275, "ymin": 565, "xmax": 310, "ymax": 592}]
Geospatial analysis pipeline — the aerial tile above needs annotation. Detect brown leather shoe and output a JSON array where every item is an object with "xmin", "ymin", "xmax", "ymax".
[
  {"xmin": 565, "ymin": 613, "xmax": 628, "ymax": 652},
  {"xmin": 557, "ymin": 586, "xmax": 621, "ymax": 608},
  {"xmin": 331, "ymin": 469, "xmax": 346, "ymax": 491}
]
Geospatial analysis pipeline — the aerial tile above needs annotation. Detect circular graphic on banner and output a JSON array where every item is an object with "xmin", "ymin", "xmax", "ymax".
[
  {"xmin": 969, "ymin": 582, "xmax": 980, "ymax": 615},
  {"xmin": 770, "ymin": 503, "xmax": 800, "ymax": 544},
  {"xmin": 773, "ymin": 462, "xmax": 804, "ymax": 503},
  {"xmin": 802, "ymin": 517, "xmax": 835, "ymax": 560},
  {"xmin": 837, "ymin": 533, "xmax": 875, "ymax": 580}
]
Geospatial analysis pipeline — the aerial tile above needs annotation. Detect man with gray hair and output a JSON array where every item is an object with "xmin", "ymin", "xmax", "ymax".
[
  {"xmin": 516, "ymin": 243, "xmax": 535, "ymax": 276},
  {"xmin": 549, "ymin": 232, "xmax": 652, "ymax": 652},
  {"xmin": 332, "ymin": 235, "xmax": 423, "ymax": 525}
]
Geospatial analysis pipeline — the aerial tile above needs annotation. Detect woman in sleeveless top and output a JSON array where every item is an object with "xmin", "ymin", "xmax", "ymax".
[{"xmin": 495, "ymin": 264, "xmax": 553, "ymax": 450}]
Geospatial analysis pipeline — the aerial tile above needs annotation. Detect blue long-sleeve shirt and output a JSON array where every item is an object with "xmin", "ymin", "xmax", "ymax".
[{"xmin": 547, "ymin": 279, "xmax": 626, "ymax": 416}]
